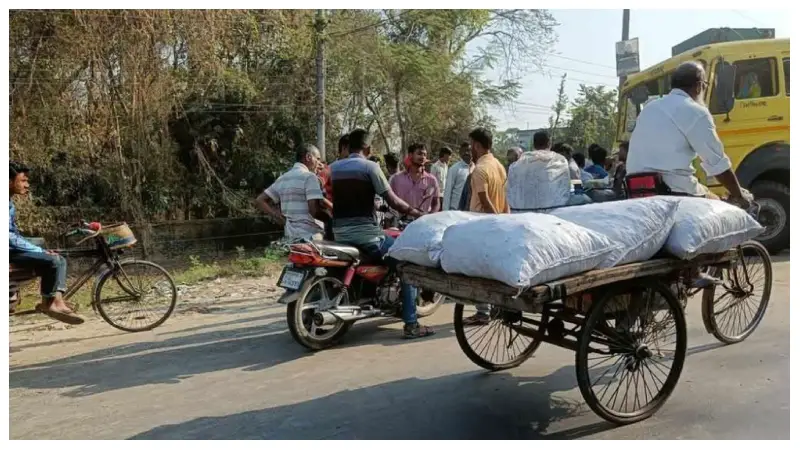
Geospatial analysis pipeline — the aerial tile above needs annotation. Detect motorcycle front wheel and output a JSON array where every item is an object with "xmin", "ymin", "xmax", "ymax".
[{"xmin": 286, "ymin": 276, "xmax": 353, "ymax": 351}]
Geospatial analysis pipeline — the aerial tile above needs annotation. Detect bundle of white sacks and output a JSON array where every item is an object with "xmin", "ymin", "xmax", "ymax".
[{"xmin": 387, "ymin": 197, "xmax": 764, "ymax": 288}]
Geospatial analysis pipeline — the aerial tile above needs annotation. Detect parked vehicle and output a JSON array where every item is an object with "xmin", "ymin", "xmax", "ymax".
[{"xmin": 277, "ymin": 220, "xmax": 444, "ymax": 350}]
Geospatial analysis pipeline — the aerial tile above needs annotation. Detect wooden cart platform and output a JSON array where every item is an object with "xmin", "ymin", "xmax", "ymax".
[{"xmin": 399, "ymin": 249, "xmax": 737, "ymax": 313}]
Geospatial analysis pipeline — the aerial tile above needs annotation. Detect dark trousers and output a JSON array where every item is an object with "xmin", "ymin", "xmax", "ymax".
[{"xmin": 9, "ymin": 251, "xmax": 67, "ymax": 299}]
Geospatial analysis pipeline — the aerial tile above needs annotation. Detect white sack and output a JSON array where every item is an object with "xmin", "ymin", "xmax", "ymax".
[
  {"xmin": 439, "ymin": 213, "xmax": 619, "ymax": 288},
  {"xmin": 664, "ymin": 197, "xmax": 765, "ymax": 260},
  {"xmin": 549, "ymin": 197, "xmax": 680, "ymax": 268},
  {"xmin": 507, "ymin": 151, "xmax": 571, "ymax": 211},
  {"xmin": 387, "ymin": 211, "xmax": 482, "ymax": 267}
]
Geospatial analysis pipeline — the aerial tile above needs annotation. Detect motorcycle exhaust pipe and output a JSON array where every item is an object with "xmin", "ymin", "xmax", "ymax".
[{"xmin": 313, "ymin": 307, "xmax": 374, "ymax": 326}]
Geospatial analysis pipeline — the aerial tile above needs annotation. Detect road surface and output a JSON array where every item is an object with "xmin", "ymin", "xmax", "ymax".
[{"xmin": 9, "ymin": 255, "xmax": 789, "ymax": 439}]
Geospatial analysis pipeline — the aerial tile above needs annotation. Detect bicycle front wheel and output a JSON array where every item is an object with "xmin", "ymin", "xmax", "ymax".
[{"xmin": 95, "ymin": 260, "xmax": 177, "ymax": 332}]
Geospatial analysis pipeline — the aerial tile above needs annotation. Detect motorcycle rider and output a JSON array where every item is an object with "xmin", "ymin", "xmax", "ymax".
[{"xmin": 329, "ymin": 128, "xmax": 436, "ymax": 339}]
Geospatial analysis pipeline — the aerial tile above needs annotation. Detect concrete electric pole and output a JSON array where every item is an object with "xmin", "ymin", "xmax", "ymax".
[
  {"xmin": 315, "ymin": 9, "xmax": 327, "ymax": 161},
  {"xmin": 619, "ymin": 9, "xmax": 630, "ymax": 94}
]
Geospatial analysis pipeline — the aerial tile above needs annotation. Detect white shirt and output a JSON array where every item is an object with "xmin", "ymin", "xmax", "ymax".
[
  {"xmin": 264, "ymin": 163, "xmax": 325, "ymax": 241},
  {"xmin": 429, "ymin": 160, "xmax": 448, "ymax": 197},
  {"xmin": 627, "ymin": 89, "xmax": 732, "ymax": 195},
  {"xmin": 568, "ymin": 159, "xmax": 581, "ymax": 180},
  {"xmin": 442, "ymin": 160, "xmax": 473, "ymax": 211}
]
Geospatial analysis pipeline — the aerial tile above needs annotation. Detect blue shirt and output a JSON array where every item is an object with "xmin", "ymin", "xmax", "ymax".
[
  {"xmin": 9, "ymin": 200, "xmax": 43, "ymax": 253},
  {"xmin": 584, "ymin": 164, "xmax": 609, "ymax": 179}
]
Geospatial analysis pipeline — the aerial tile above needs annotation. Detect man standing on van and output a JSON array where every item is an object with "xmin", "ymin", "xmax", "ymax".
[{"xmin": 627, "ymin": 61, "xmax": 752, "ymax": 207}]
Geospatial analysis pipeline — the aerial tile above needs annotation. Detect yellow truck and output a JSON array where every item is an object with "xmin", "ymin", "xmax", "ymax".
[{"xmin": 618, "ymin": 38, "xmax": 790, "ymax": 253}]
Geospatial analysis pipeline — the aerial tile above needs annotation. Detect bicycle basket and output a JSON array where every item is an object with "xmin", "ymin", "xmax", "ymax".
[{"xmin": 100, "ymin": 223, "xmax": 138, "ymax": 249}]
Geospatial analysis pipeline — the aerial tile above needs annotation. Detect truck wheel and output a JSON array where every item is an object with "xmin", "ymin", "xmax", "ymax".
[{"xmin": 750, "ymin": 180, "xmax": 789, "ymax": 254}]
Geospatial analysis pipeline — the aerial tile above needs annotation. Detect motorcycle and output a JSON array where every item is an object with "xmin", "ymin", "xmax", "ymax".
[{"xmin": 277, "ymin": 218, "xmax": 445, "ymax": 351}]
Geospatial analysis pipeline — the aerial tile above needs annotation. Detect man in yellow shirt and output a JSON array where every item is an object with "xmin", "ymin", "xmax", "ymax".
[
  {"xmin": 465, "ymin": 127, "xmax": 508, "ymax": 325},
  {"xmin": 468, "ymin": 127, "xmax": 509, "ymax": 214}
]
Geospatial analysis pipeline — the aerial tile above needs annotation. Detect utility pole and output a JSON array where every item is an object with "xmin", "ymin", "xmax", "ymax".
[
  {"xmin": 618, "ymin": 9, "xmax": 630, "ymax": 94},
  {"xmin": 315, "ymin": 9, "xmax": 327, "ymax": 161}
]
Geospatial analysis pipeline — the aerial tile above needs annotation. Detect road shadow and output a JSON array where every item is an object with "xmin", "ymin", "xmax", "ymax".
[
  {"xmin": 770, "ymin": 252, "xmax": 789, "ymax": 264},
  {"xmin": 9, "ymin": 313, "xmax": 453, "ymax": 398},
  {"xmin": 130, "ymin": 365, "xmax": 616, "ymax": 440},
  {"xmin": 687, "ymin": 342, "xmax": 726, "ymax": 356}
]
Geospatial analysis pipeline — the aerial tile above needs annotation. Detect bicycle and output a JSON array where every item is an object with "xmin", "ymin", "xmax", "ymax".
[{"xmin": 9, "ymin": 221, "xmax": 178, "ymax": 332}]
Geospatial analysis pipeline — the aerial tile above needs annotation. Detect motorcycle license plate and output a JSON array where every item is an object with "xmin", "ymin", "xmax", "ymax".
[{"xmin": 278, "ymin": 267, "xmax": 306, "ymax": 291}]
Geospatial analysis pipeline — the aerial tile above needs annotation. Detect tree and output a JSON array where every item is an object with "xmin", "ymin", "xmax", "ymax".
[
  {"xmin": 8, "ymin": 9, "xmax": 559, "ymax": 236},
  {"xmin": 493, "ymin": 128, "xmax": 520, "ymax": 152},
  {"xmin": 564, "ymin": 84, "xmax": 618, "ymax": 151},
  {"xmin": 548, "ymin": 73, "xmax": 568, "ymax": 142}
]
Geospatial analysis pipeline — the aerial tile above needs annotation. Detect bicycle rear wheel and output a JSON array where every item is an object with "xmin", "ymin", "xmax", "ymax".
[{"xmin": 95, "ymin": 260, "xmax": 177, "ymax": 332}]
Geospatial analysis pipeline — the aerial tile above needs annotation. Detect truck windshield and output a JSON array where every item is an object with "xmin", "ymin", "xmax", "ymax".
[{"xmin": 622, "ymin": 74, "xmax": 671, "ymax": 133}]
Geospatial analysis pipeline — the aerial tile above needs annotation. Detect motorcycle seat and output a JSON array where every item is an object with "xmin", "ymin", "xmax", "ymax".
[{"xmin": 313, "ymin": 240, "xmax": 363, "ymax": 261}]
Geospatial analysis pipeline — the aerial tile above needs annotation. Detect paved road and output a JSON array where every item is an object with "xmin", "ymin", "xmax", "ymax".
[{"xmin": 10, "ymin": 256, "xmax": 789, "ymax": 439}]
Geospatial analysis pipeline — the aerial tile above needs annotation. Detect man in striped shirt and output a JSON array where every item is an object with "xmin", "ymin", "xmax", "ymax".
[{"xmin": 255, "ymin": 145, "xmax": 330, "ymax": 242}]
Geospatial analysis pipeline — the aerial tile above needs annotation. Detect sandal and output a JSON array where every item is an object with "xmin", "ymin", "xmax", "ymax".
[
  {"xmin": 35, "ymin": 304, "xmax": 85, "ymax": 325},
  {"xmin": 403, "ymin": 322, "xmax": 436, "ymax": 339}
]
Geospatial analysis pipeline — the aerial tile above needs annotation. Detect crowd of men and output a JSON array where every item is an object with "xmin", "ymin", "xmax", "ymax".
[{"xmin": 6, "ymin": 61, "xmax": 755, "ymax": 330}]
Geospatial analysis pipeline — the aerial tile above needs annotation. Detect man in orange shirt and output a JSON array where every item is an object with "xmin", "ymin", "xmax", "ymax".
[
  {"xmin": 468, "ymin": 127, "xmax": 509, "ymax": 214},
  {"xmin": 465, "ymin": 127, "xmax": 508, "ymax": 325}
]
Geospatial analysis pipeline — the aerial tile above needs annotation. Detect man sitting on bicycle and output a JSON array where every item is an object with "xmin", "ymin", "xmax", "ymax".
[
  {"xmin": 9, "ymin": 162, "xmax": 83, "ymax": 324},
  {"xmin": 627, "ymin": 61, "xmax": 753, "ymax": 208},
  {"xmin": 627, "ymin": 61, "xmax": 754, "ymax": 288}
]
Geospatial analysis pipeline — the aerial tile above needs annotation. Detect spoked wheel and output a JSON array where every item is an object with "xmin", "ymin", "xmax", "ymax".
[
  {"xmin": 453, "ymin": 303, "xmax": 542, "ymax": 371},
  {"xmin": 576, "ymin": 281, "xmax": 687, "ymax": 425},
  {"xmin": 702, "ymin": 241, "xmax": 772, "ymax": 344},
  {"xmin": 95, "ymin": 260, "xmax": 177, "ymax": 332},
  {"xmin": 286, "ymin": 276, "xmax": 353, "ymax": 351}
]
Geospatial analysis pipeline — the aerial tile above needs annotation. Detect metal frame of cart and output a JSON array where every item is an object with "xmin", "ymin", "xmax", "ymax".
[{"xmin": 399, "ymin": 242, "xmax": 772, "ymax": 425}]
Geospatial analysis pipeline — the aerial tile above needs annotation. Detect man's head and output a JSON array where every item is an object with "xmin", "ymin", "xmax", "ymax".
[
  {"xmin": 672, "ymin": 61, "xmax": 707, "ymax": 103},
  {"xmin": 506, "ymin": 147, "xmax": 523, "ymax": 167},
  {"xmin": 533, "ymin": 131, "xmax": 551, "ymax": 150},
  {"xmin": 552, "ymin": 142, "xmax": 573, "ymax": 160},
  {"xmin": 296, "ymin": 144, "xmax": 322, "ymax": 171},
  {"xmin": 468, "ymin": 127, "xmax": 492, "ymax": 160},
  {"xmin": 337, "ymin": 134, "xmax": 350, "ymax": 160},
  {"xmin": 438, "ymin": 147, "xmax": 453, "ymax": 164},
  {"xmin": 384, "ymin": 153, "xmax": 400, "ymax": 175},
  {"xmin": 459, "ymin": 141, "xmax": 472, "ymax": 164},
  {"xmin": 589, "ymin": 146, "xmax": 608, "ymax": 167},
  {"xmin": 348, "ymin": 128, "xmax": 372, "ymax": 157},
  {"xmin": 618, "ymin": 141, "xmax": 629, "ymax": 163},
  {"xmin": 572, "ymin": 152, "xmax": 586, "ymax": 169},
  {"xmin": 407, "ymin": 143, "xmax": 428, "ymax": 168},
  {"xmin": 9, "ymin": 161, "xmax": 31, "ymax": 197}
]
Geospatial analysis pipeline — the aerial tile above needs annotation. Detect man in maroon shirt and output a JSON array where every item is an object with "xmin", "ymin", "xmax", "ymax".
[{"xmin": 389, "ymin": 143, "xmax": 441, "ymax": 213}]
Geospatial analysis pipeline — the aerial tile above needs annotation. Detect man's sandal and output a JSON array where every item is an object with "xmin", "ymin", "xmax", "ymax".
[
  {"xmin": 403, "ymin": 323, "xmax": 436, "ymax": 339},
  {"xmin": 35, "ymin": 304, "xmax": 85, "ymax": 325}
]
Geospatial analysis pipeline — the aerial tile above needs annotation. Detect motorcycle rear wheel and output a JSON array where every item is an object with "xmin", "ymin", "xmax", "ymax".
[{"xmin": 287, "ymin": 276, "xmax": 353, "ymax": 351}]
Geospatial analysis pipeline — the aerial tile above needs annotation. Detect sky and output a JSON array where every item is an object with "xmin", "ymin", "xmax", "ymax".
[{"xmin": 486, "ymin": 9, "xmax": 792, "ymax": 131}]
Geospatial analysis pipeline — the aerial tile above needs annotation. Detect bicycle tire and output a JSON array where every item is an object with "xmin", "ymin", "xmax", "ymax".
[
  {"xmin": 702, "ymin": 241, "xmax": 772, "ymax": 344},
  {"xmin": 94, "ymin": 260, "xmax": 177, "ymax": 332}
]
